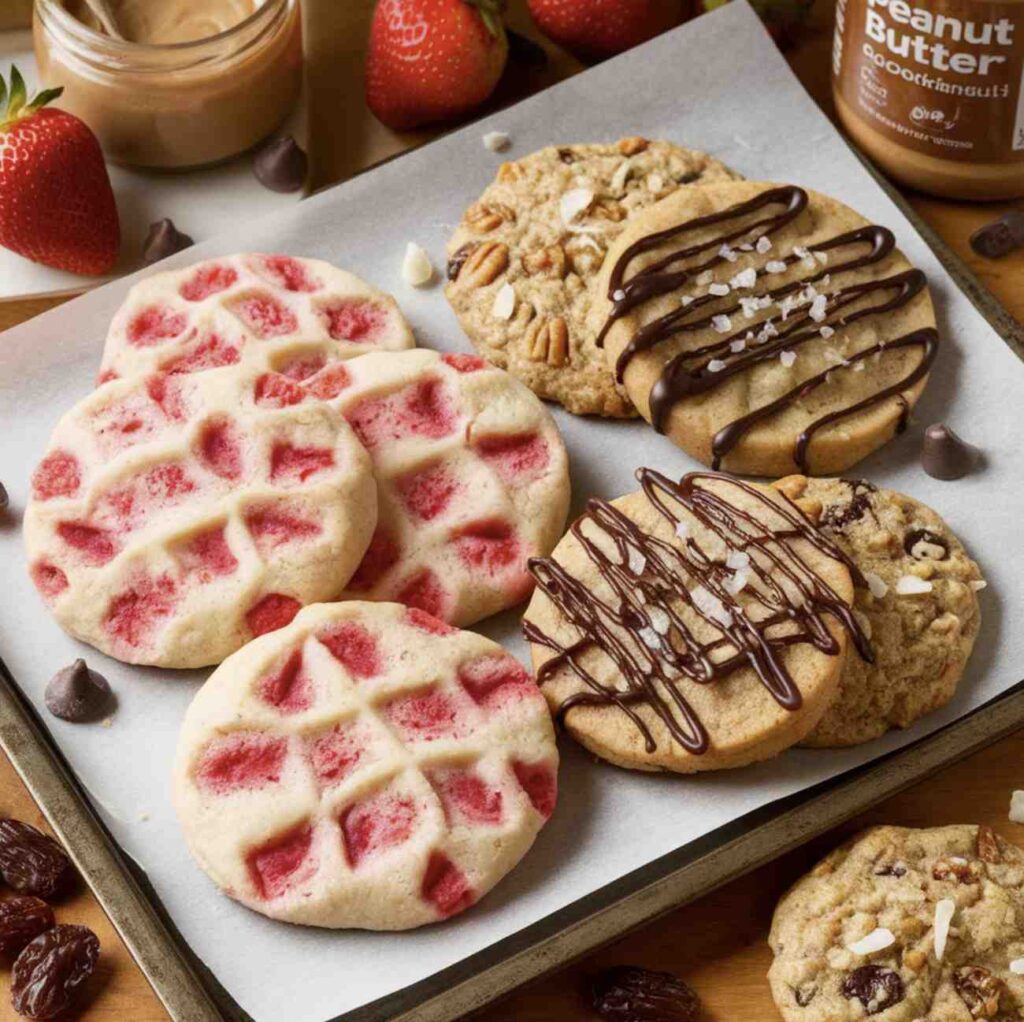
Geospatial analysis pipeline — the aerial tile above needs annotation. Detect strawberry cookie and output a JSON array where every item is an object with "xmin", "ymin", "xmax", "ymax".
[
  {"xmin": 97, "ymin": 253, "xmax": 414, "ymax": 385},
  {"xmin": 173, "ymin": 601, "xmax": 558, "ymax": 929},
  {"xmin": 24, "ymin": 366, "xmax": 377, "ymax": 669},
  {"xmin": 251, "ymin": 347, "xmax": 571, "ymax": 626}
]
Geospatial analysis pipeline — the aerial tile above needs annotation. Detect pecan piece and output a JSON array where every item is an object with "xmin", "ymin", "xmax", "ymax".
[
  {"xmin": 525, "ymin": 317, "xmax": 570, "ymax": 367},
  {"xmin": 933, "ymin": 857, "xmax": 981, "ymax": 884},
  {"xmin": 617, "ymin": 136, "xmax": 650, "ymax": 156},
  {"xmin": 772, "ymin": 474, "xmax": 808, "ymax": 501},
  {"xmin": 465, "ymin": 202, "xmax": 516, "ymax": 233},
  {"xmin": 977, "ymin": 825, "xmax": 1001, "ymax": 864},
  {"xmin": 523, "ymin": 244, "xmax": 567, "ymax": 279},
  {"xmin": 795, "ymin": 497, "xmax": 823, "ymax": 524},
  {"xmin": 497, "ymin": 161, "xmax": 522, "ymax": 183},
  {"xmin": 568, "ymin": 242, "xmax": 604, "ymax": 276},
  {"xmin": 954, "ymin": 966, "xmax": 1005, "ymax": 1018},
  {"xmin": 456, "ymin": 240, "xmax": 509, "ymax": 287}
]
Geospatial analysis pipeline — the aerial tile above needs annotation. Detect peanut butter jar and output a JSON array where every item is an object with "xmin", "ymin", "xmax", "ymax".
[
  {"xmin": 33, "ymin": 0, "xmax": 303, "ymax": 169},
  {"xmin": 833, "ymin": 0, "xmax": 1024, "ymax": 199}
]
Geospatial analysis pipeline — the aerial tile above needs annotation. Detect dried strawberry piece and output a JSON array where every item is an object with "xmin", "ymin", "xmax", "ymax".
[
  {"xmin": 11, "ymin": 924, "xmax": 99, "ymax": 1020},
  {"xmin": 383, "ymin": 687, "xmax": 469, "ymax": 743},
  {"xmin": 176, "ymin": 525, "xmax": 238, "ymax": 581},
  {"xmin": 458, "ymin": 654, "xmax": 532, "ymax": 708},
  {"xmin": 245, "ymin": 505, "xmax": 321, "ymax": 553},
  {"xmin": 269, "ymin": 442, "xmax": 334, "ymax": 484},
  {"xmin": 258, "ymin": 649, "xmax": 312, "ymax": 713},
  {"xmin": 475, "ymin": 432, "xmax": 550, "ymax": 483},
  {"xmin": 276, "ymin": 352, "xmax": 326, "ymax": 381},
  {"xmin": 146, "ymin": 374, "xmax": 188, "ymax": 421},
  {"xmin": 198, "ymin": 416, "xmax": 243, "ymax": 480},
  {"xmin": 254, "ymin": 255, "xmax": 321, "ymax": 293},
  {"xmin": 246, "ymin": 593, "xmax": 302, "ymax": 637},
  {"xmin": 96, "ymin": 369, "xmax": 118, "ymax": 386},
  {"xmin": 347, "ymin": 526, "xmax": 400, "ymax": 591},
  {"xmin": 346, "ymin": 378, "xmax": 456, "ymax": 449},
  {"xmin": 320, "ymin": 299, "xmax": 388, "ymax": 342},
  {"xmin": 420, "ymin": 852, "xmax": 474, "ymax": 918},
  {"xmin": 230, "ymin": 293, "xmax": 297, "ymax": 338},
  {"xmin": 55, "ymin": 522, "xmax": 116, "ymax": 565},
  {"xmin": 428, "ymin": 767, "xmax": 503, "ymax": 826},
  {"xmin": 104, "ymin": 572, "xmax": 178, "ymax": 649},
  {"xmin": 451, "ymin": 519, "xmax": 520, "ymax": 575},
  {"xmin": 247, "ymin": 824, "xmax": 315, "ymax": 900},
  {"xmin": 195, "ymin": 732, "xmax": 288, "ymax": 795},
  {"xmin": 395, "ymin": 463, "xmax": 461, "ymax": 522},
  {"xmin": 341, "ymin": 789, "xmax": 419, "ymax": 868},
  {"xmin": 127, "ymin": 305, "xmax": 188, "ymax": 347},
  {"xmin": 442, "ymin": 353, "xmax": 487, "ymax": 373},
  {"xmin": 30, "ymin": 563, "xmax": 69, "ymax": 602},
  {"xmin": 592, "ymin": 966, "xmax": 700, "ymax": 1022},
  {"xmin": 179, "ymin": 263, "xmax": 238, "ymax": 301},
  {"xmin": 512, "ymin": 760, "xmax": 557, "ymax": 817},
  {"xmin": 31, "ymin": 451, "xmax": 81, "ymax": 501},
  {"xmin": 0, "ymin": 820, "xmax": 76, "ymax": 901},
  {"xmin": 318, "ymin": 622, "xmax": 382, "ymax": 679},
  {"xmin": 395, "ymin": 568, "xmax": 449, "ymax": 620},
  {"xmin": 306, "ymin": 724, "xmax": 365, "ymax": 788},
  {"xmin": 254, "ymin": 373, "xmax": 305, "ymax": 408},
  {"xmin": 304, "ymin": 364, "xmax": 352, "ymax": 400},
  {"xmin": 405, "ymin": 607, "xmax": 456, "ymax": 636},
  {"xmin": 0, "ymin": 897, "xmax": 54, "ymax": 956},
  {"xmin": 160, "ymin": 332, "xmax": 240, "ymax": 375}
]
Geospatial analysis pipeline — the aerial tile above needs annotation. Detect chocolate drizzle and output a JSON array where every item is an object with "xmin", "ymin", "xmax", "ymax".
[
  {"xmin": 525, "ymin": 469, "xmax": 873, "ymax": 755},
  {"xmin": 597, "ymin": 185, "xmax": 939, "ymax": 472}
]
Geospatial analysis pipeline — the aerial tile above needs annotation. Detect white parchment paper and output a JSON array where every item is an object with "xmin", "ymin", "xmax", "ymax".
[{"xmin": 1, "ymin": 4, "xmax": 1021, "ymax": 1019}]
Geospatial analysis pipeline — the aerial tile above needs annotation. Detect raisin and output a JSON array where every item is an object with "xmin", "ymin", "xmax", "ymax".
[
  {"xmin": 11, "ymin": 924, "xmax": 99, "ymax": 1020},
  {"xmin": 0, "ymin": 820, "xmax": 76, "ymax": 900},
  {"xmin": 446, "ymin": 243, "xmax": 478, "ymax": 282},
  {"xmin": 932, "ymin": 856, "xmax": 981, "ymax": 884},
  {"xmin": 842, "ymin": 965, "xmax": 904, "ymax": 1015},
  {"xmin": 874, "ymin": 863, "xmax": 907, "ymax": 877},
  {"xmin": 977, "ymin": 825, "xmax": 1001, "ymax": 864},
  {"xmin": 954, "ymin": 966, "xmax": 1005, "ymax": 1019},
  {"xmin": 0, "ymin": 898, "xmax": 54, "ymax": 956},
  {"xmin": 592, "ymin": 965, "xmax": 700, "ymax": 1022}
]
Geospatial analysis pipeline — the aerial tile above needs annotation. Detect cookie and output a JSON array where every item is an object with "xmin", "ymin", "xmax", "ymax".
[
  {"xmin": 173, "ymin": 601, "xmax": 558, "ymax": 930},
  {"xmin": 592, "ymin": 181, "xmax": 938, "ymax": 476},
  {"xmin": 444, "ymin": 139, "xmax": 739, "ymax": 418},
  {"xmin": 25, "ymin": 366, "xmax": 376, "ymax": 668},
  {"xmin": 771, "ymin": 476, "xmax": 984, "ymax": 748},
  {"xmin": 252, "ymin": 347, "xmax": 570, "ymax": 627},
  {"xmin": 522, "ymin": 468, "xmax": 870, "ymax": 773},
  {"xmin": 98, "ymin": 253, "xmax": 414, "ymax": 385},
  {"xmin": 769, "ymin": 824, "xmax": 1024, "ymax": 1021}
]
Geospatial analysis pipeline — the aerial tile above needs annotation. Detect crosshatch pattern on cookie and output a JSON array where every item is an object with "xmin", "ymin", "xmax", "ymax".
[
  {"xmin": 24, "ymin": 365, "xmax": 377, "ymax": 669},
  {"xmin": 247, "ymin": 347, "xmax": 571, "ymax": 627},
  {"xmin": 173, "ymin": 602, "xmax": 558, "ymax": 930},
  {"xmin": 97, "ymin": 254, "xmax": 415, "ymax": 386}
]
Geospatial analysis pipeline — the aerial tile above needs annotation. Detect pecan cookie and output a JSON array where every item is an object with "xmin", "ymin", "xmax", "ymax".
[
  {"xmin": 771, "ymin": 476, "xmax": 984, "ymax": 748},
  {"xmin": 444, "ymin": 139, "xmax": 738, "ymax": 418},
  {"xmin": 769, "ymin": 825, "xmax": 1024, "ymax": 1021},
  {"xmin": 592, "ymin": 181, "xmax": 938, "ymax": 474},
  {"xmin": 523, "ymin": 469, "xmax": 866, "ymax": 773}
]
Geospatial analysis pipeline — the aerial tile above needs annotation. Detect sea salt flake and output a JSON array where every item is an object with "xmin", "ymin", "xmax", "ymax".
[
  {"xmin": 779, "ymin": 350, "xmax": 797, "ymax": 368},
  {"xmin": 738, "ymin": 242, "xmax": 754, "ymax": 252},
  {"xmin": 730, "ymin": 267, "xmax": 757, "ymax": 289},
  {"xmin": 739, "ymin": 297, "xmax": 761, "ymax": 318},
  {"xmin": 755, "ymin": 235, "xmax": 772, "ymax": 254},
  {"xmin": 482, "ymin": 130, "xmax": 511, "ymax": 152},
  {"xmin": 934, "ymin": 899, "xmax": 956, "ymax": 961},
  {"xmin": 726, "ymin": 550, "xmax": 750, "ymax": 570},
  {"xmin": 402, "ymin": 242, "xmax": 435, "ymax": 287},
  {"xmin": 809, "ymin": 294, "xmax": 829, "ymax": 322},
  {"xmin": 1011, "ymin": 958, "xmax": 1024, "ymax": 975},
  {"xmin": 681, "ymin": 295, "xmax": 695, "ymax": 307},
  {"xmin": 637, "ymin": 626, "xmax": 661, "ymax": 650},
  {"xmin": 627, "ymin": 547, "xmax": 647, "ymax": 576},
  {"xmin": 711, "ymin": 314, "xmax": 732, "ymax": 334},
  {"xmin": 1009, "ymin": 790, "xmax": 1024, "ymax": 823},
  {"xmin": 813, "ymin": 250, "xmax": 828, "ymax": 265},
  {"xmin": 729, "ymin": 339, "xmax": 746, "ymax": 353},
  {"xmin": 820, "ymin": 325, "xmax": 836, "ymax": 339},
  {"xmin": 766, "ymin": 260, "xmax": 788, "ymax": 274},
  {"xmin": 852, "ymin": 360, "xmax": 866, "ymax": 372},
  {"xmin": 793, "ymin": 245, "xmax": 811, "ymax": 259},
  {"xmin": 847, "ymin": 928, "xmax": 895, "ymax": 955},
  {"xmin": 492, "ymin": 283, "xmax": 516, "ymax": 320},
  {"xmin": 560, "ymin": 188, "xmax": 593, "ymax": 226},
  {"xmin": 708, "ymin": 359, "xmax": 727, "ymax": 372},
  {"xmin": 709, "ymin": 282, "xmax": 731, "ymax": 296},
  {"xmin": 612, "ymin": 289, "xmax": 626, "ymax": 302},
  {"xmin": 691, "ymin": 585, "xmax": 732, "ymax": 627},
  {"xmin": 719, "ymin": 243, "xmax": 738, "ymax": 262},
  {"xmin": 724, "ymin": 571, "xmax": 748, "ymax": 595},
  {"xmin": 757, "ymin": 321, "xmax": 778, "ymax": 344},
  {"xmin": 675, "ymin": 520, "xmax": 690, "ymax": 541},
  {"xmin": 696, "ymin": 270, "xmax": 715, "ymax": 285},
  {"xmin": 896, "ymin": 575, "xmax": 933, "ymax": 595},
  {"xmin": 648, "ymin": 606, "xmax": 671, "ymax": 635}
]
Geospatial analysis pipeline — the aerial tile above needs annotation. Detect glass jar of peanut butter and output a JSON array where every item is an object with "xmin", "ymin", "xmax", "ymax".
[
  {"xmin": 33, "ymin": 0, "xmax": 303, "ymax": 169},
  {"xmin": 832, "ymin": 0, "xmax": 1024, "ymax": 199}
]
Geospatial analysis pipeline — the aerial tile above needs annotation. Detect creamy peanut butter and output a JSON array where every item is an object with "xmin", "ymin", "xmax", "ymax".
[
  {"xmin": 33, "ymin": 0, "xmax": 302, "ymax": 169},
  {"xmin": 833, "ymin": 0, "xmax": 1024, "ymax": 199}
]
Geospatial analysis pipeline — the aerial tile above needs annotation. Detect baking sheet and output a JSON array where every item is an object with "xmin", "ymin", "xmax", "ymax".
[{"xmin": 0, "ymin": 4, "xmax": 1021, "ymax": 1019}]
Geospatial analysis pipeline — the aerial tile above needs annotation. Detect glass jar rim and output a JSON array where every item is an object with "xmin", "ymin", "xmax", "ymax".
[{"xmin": 35, "ymin": 0, "xmax": 291, "ymax": 67}]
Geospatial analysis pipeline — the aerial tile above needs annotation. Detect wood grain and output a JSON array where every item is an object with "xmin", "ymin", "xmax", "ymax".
[{"xmin": 0, "ymin": 1, "xmax": 1021, "ymax": 1019}]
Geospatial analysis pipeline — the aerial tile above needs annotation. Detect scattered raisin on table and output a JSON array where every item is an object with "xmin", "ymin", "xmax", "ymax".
[
  {"xmin": 592, "ymin": 965, "xmax": 701, "ymax": 1022},
  {"xmin": 11, "ymin": 923, "xmax": 99, "ymax": 1020},
  {"xmin": 0, "ymin": 898, "xmax": 55, "ymax": 956},
  {"xmin": 0, "ymin": 819, "xmax": 76, "ymax": 900}
]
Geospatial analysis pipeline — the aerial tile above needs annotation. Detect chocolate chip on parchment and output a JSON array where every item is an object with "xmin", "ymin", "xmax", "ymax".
[
  {"xmin": 253, "ymin": 135, "xmax": 308, "ymax": 194},
  {"xmin": 44, "ymin": 660, "xmax": 113, "ymax": 724},
  {"xmin": 141, "ymin": 219, "xmax": 194, "ymax": 266}
]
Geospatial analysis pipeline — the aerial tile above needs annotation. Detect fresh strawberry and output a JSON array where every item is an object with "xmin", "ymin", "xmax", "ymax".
[
  {"xmin": 366, "ymin": 0, "xmax": 509, "ymax": 131},
  {"xmin": 526, "ymin": 0, "xmax": 688, "ymax": 61},
  {"xmin": 0, "ymin": 67, "xmax": 119, "ymax": 276}
]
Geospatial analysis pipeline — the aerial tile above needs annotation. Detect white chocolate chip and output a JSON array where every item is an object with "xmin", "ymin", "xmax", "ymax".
[
  {"xmin": 482, "ymin": 130, "xmax": 511, "ymax": 152},
  {"xmin": 711, "ymin": 314, "xmax": 732, "ymax": 334},
  {"xmin": 560, "ymin": 188, "xmax": 593, "ymax": 226},
  {"xmin": 1009, "ymin": 790, "xmax": 1024, "ymax": 824},
  {"xmin": 402, "ymin": 242, "xmax": 434, "ymax": 287},
  {"xmin": 491, "ymin": 283, "xmax": 515, "ymax": 320},
  {"xmin": 896, "ymin": 575, "xmax": 933, "ymax": 595},
  {"xmin": 863, "ymin": 572, "xmax": 888, "ymax": 599},
  {"xmin": 847, "ymin": 928, "xmax": 895, "ymax": 955},
  {"xmin": 934, "ymin": 899, "xmax": 955, "ymax": 961},
  {"xmin": 779, "ymin": 350, "xmax": 797, "ymax": 367}
]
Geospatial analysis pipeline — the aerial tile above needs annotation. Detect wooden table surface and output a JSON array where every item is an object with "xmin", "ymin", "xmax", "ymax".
[{"xmin": 1, "ymin": 2, "xmax": 1022, "ymax": 1020}]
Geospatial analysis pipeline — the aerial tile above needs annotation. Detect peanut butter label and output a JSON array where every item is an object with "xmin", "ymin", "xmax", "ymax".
[{"xmin": 834, "ymin": 0, "xmax": 1024, "ymax": 162}]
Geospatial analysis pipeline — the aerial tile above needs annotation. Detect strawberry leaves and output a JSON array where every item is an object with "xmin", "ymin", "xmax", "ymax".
[
  {"xmin": 1, "ymin": 67, "xmax": 64, "ymax": 132},
  {"xmin": 465, "ymin": 0, "xmax": 506, "ymax": 39}
]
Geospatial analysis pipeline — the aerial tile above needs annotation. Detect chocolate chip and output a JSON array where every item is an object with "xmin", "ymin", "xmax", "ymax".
[
  {"xmin": 506, "ymin": 29, "xmax": 548, "ymax": 69},
  {"xmin": 44, "ymin": 661, "xmax": 113, "ymax": 723},
  {"xmin": 921, "ymin": 423, "xmax": 979, "ymax": 481},
  {"xmin": 0, "ymin": 481, "xmax": 8, "ymax": 511},
  {"xmin": 557, "ymin": 147, "xmax": 578, "ymax": 165},
  {"xmin": 903, "ymin": 528, "xmax": 949, "ymax": 560},
  {"xmin": 842, "ymin": 965, "xmax": 904, "ymax": 1015},
  {"xmin": 253, "ymin": 135, "xmax": 308, "ymax": 193},
  {"xmin": 141, "ymin": 219, "xmax": 194, "ymax": 266},
  {"xmin": 970, "ymin": 211, "xmax": 1024, "ymax": 259},
  {"xmin": 446, "ymin": 242, "xmax": 477, "ymax": 282}
]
